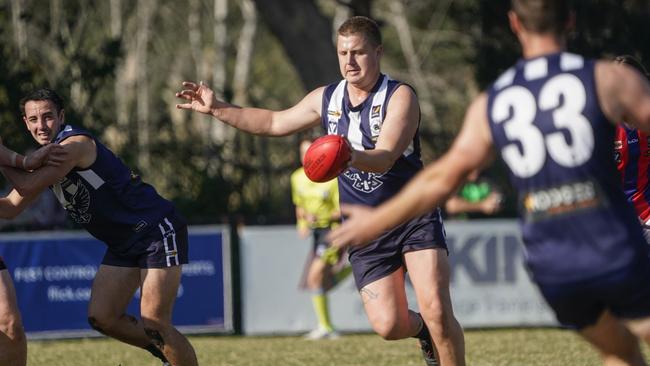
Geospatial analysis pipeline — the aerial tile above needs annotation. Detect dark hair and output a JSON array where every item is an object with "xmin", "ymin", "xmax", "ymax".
[
  {"xmin": 19, "ymin": 88, "xmax": 64, "ymax": 116},
  {"xmin": 337, "ymin": 16, "xmax": 382, "ymax": 47},
  {"xmin": 511, "ymin": 0, "xmax": 571, "ymax": 35},
  {"xmin": 614, "ymin": 55, "xmax": 650, "ymax": 80}
]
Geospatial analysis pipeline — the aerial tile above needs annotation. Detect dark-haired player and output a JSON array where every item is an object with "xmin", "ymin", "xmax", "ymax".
[
  {"xmin": 0, "ymin": 88, "xmax": 197, "ymax": 366},
  {"xmin": 329, "ymin": 1, "xmax": 650, "ymax": 364},
  {"xmin": 176, "ymin": 15, "xmax": 465, "ymax": 366}
]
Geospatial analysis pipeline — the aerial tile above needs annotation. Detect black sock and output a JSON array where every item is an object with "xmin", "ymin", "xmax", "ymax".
[
  {"xmin": 412, "ymin": 312, "xmax": 431, "ymax": 341},
  {"xmin": 145, "ymin": 344, "xmax": 168, "ymax": 363}
]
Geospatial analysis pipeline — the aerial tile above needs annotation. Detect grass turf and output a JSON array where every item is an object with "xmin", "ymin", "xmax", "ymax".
[{"xmin": 26, "ymin": 328, "xmax": 648, "ymax": 366}]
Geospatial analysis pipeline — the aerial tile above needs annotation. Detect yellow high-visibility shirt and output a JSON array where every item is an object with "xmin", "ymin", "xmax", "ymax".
[{"xmin": 291, "ymin": 167, "xmax": 340, "ymax": 230}]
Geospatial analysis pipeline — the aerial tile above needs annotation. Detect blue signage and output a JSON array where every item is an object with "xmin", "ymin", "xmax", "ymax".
[{"xmin": 0, "ymin": 226, "xmax": 231, "ymax": 337}]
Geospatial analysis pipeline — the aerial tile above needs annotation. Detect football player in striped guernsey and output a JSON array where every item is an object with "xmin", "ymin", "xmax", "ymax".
[
  {"xmin": 329, "ymin": 1, "xmax": 650, "ymax": 365},
  {"xmin": 177, "ymin": 15, "xmax": 463, "ymax": 366},
  {"xmin": 0, "ymin": 89, "xmax": 196, "ymax": 366}
]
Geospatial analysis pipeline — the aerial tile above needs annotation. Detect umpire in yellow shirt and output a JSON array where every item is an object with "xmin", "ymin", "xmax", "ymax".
[{"xmin": 291, "ymin": 138, "xmax": 351, "ymax": 340}]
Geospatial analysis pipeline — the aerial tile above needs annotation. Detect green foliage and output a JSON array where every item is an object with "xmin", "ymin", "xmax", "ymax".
[{"xmin": 2, "ymin": 0, "xmax": 650, "ymax": 227}]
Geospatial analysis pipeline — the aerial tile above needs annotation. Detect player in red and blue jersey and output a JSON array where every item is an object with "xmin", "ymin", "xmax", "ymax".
[
  {"xmin": 329, "ymin": 1, "xmax": 650, "ymax": 364},
  {"xmin": 613, "ymin": 55, "xmax": 650, "ymax": 242},
  {"xmin": 0, "ymin": 89, "xmax": 197, "ymax": 366},
  {"xmin": 0, "ymin": 140, "xmax": 65, "ymax": 366}
]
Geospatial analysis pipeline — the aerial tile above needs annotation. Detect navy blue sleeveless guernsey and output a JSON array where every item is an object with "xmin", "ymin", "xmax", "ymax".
[
  {"xmin": 321, "ymin": 74, "xmax": 423, "ymax": 206},
  {"xmin": 487, "ymin": 52, "xmax": 649, "ymax": 284},
  {"xmin": 52, "ymin": 125, "xmax": 175, "ymax": 251}
]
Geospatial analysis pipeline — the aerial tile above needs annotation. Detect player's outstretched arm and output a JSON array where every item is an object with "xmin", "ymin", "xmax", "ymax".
[
  {"xmin": 175, "ymin": 81, "xmax": 323, "ymax": 136},
  {"xmin": 0, "ymin": 189, "xmax": 36, "ymax": 219},
  {"xmin": 328, "ymin": 93, "xmax": 495, "ymax": 248}
]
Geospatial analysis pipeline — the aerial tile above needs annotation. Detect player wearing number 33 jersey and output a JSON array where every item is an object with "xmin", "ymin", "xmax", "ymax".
[{"xmin": 487, "ymin": 52, "xmax": 648, "ymax": 286}]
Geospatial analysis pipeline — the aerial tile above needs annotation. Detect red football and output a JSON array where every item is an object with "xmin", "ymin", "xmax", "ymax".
[{"xmin": 303, "ymin": 135, "xmax": 351, "ymax": 182}]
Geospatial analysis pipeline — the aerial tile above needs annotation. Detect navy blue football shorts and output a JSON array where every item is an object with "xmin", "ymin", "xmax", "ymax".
[
  {"xmin": 348, "ymin": 209, "xmax": 447, "ymax": 290},
  {"xmin": 0, "ymin": 256, "xmax": 6, "ymax": 271},
  {"xmin": 537, "ymin": 256, "xmax": 650, "ymax": 329},
  {"xmin": 312, "ymin": 227, "xmax": 332, "ymax": 258},
  {"xmin": 102, "ymin": 212, "xmax": 189, "ymax": 269}
]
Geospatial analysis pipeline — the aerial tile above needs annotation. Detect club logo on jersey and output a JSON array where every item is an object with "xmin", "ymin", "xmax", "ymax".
[
  {"xmin": 343, "ymin": 169, "xmax": 384, "ymax": 193},
  {"xmin": 522, "ymin": 180, "xmax": 605, "ymax": 221},
  {"xmin": 327, "ymin": 110, "xmax": 341, "ymax": 134},
  {"xmin": 614, "ymin": 140, "xmax": 623, "ymax": 163},
  {"xmin": 52, "ymin": 176, "xmax": 91, "ymax": 224}
]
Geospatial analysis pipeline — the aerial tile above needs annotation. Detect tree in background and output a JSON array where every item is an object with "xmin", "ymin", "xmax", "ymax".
[{"xmin": 0, "ymin": 0, "xmax": 648, "ymax": 227}]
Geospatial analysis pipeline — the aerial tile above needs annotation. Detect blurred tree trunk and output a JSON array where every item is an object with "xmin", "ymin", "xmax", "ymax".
[
  {"xmin": 252, "ymin": 0, "xmax": 339, "ymax": 90},
  {"xmin": 336, "ymin": 0, "xmax": 372, "ymax": 17},
  {"xmin": 136, "ymin": 0, "xmax": 158, "ymax": 171},
  {"xmin": 387, "ymin": 1, "xmax": 438, "ymax": 130},
  {"xmin": 11, "ymin": 0, "xmax": 28, "ymax": 59},
  {"xmin": 232, "ymin": 0, "xmax": 257, "ymax": 106},
  {"xmin": 210, "ymin": 0, "xmax": 229, "ymax": 144}
]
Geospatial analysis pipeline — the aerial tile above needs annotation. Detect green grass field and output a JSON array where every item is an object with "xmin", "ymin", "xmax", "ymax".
[{"xmin": 26, "ymin": 327, "xmax": 650, "ymax": 366}]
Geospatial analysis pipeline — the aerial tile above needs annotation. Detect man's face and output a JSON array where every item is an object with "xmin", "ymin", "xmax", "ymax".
[
  {"xmin": 336, "ymin": 33, "xmax": 382, "ymax": 86},
  {"xmin": 23, "ymin": 100, "xmax": 64, "ymax": 146}
]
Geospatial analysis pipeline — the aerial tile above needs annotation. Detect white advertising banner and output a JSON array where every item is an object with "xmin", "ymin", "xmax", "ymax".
[{"xmin": 240, "ymin": 220, "xmax": 556, "ymax": 335}]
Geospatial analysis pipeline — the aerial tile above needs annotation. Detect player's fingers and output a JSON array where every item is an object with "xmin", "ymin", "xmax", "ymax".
[
  {"xmin": 175, "ymin": 90, "xmax": 197, "ymax": 100},
  {"xmin": 176, "ymin": 103, "xmax": 195, "ymax": 110},
  {"xmin": 181, "ymin": 81, "xmax": 198, "ymax": 90}
]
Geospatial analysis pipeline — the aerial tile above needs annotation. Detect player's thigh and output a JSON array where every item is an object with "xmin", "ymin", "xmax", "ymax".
[
  {"xmin": 139, "ymin": 266, "xmax": 182, "ymax": 321},
  {"xmin": 625, "ymin": 316, "xmax": 650, "ymax": 342},
  {"xmin": 361, "ymin": 268, "xmax": 409, "ymax": 328},
  {"xmin": 89, "ymin": 265, "xmax": 140, "ymax": 316},
  {"xmin": 0, "ymin": 270, "xmax": 22, "ymax": 327},
  {"xmin": 404, "ymin": 248, "xmax": 452, "ymax": 315},
  {"xmin": 580, "ymin": 310, "xmax": 644, "ymax": 362}
]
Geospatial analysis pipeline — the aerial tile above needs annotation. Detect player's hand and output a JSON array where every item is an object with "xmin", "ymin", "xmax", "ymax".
[
  {"xmin": 327, "ymin": 204, "xmax": 376, "ymax": 249},
  {"xmin": 25, "ymin": 143, "xmax": 67, "ymax": 170},
  {"xmin": 480, "ymin": 192, "xmax": 503, "ymax": 215},
  {"xmin": 175, "ymin": 81, "xmax": 220, "ymax": 115}
]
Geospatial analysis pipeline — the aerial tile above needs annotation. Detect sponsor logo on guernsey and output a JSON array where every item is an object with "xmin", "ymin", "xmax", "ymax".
[
  {"xmin": 134, "ymin": 220, "xmax": 148, "ymax": 233},
  {"xmin": 628, "ymin": 138, "xmax": 639, "ymax": 144},
  {"xmin": 522, "ymin": 179, "xmax": 606, "ymax": 221},
  {"xmin": 343, "ymin": 170, "xmax": 384, "ymax": 193},
  {"xmin": 371, "ymin": 105, "xmax": 381, "ymax": 118}
]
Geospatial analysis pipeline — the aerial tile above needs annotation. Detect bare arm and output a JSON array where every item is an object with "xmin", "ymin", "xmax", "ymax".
[
  {"xmin": 0, "ymin": 189, "xmax": 38, "ymax": 219},
  {"xmin": 597, "ymin": 61, "xmax": 650, "ymax": 132},
  {"xmin": 0, "ymin": 136, "xmax": 96, "ymax": 197},
  {"xmin": 175, "ymin": 81, "xmax": 323, "ymax": 136},
  {"xmin": 328, "ymin": 93, "xmax": 495, "ymax": 247},
  {"xmin": 349, "ymin": 85, "xmax": 420, "ymax": 173}
]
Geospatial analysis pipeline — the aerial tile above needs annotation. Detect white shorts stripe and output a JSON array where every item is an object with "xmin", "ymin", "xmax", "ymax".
[
  {"xmin": 164, "ymin": 217, "xmax": 179, "ymax": 266},
  {"xmin": 158, "ymin": 222, "xmax": 171, "ymax": 267}
]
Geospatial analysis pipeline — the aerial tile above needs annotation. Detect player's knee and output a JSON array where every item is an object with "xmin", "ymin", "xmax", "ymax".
[
  {"xmin": 87, "ymin": 315, "xmax": 110, "ymax": 334},
  {"xmin": 370, "ymin": 318, "xmax": 402, "ymax": 340},
  {"xmin": 421, "ymin": 305, "xmax": 454, "ymax": 339}
]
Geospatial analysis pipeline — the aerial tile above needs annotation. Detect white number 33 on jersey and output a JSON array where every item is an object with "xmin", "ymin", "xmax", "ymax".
[{"xmin": 492, "ymin": 74, "xmax": 594, "ymax": 178}]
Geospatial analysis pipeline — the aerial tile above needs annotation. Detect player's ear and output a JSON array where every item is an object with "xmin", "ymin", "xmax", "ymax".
[
  {"xmin": 59, "ymin": 109, "xmax": 65, "ymax": 123},
  {"xmin": 508, "ymin": 10, "xmax": 521, "ymax": 35},
  {"xmin": 376, "ymin": 44, "xmax": 384, "ymax": 58}
]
